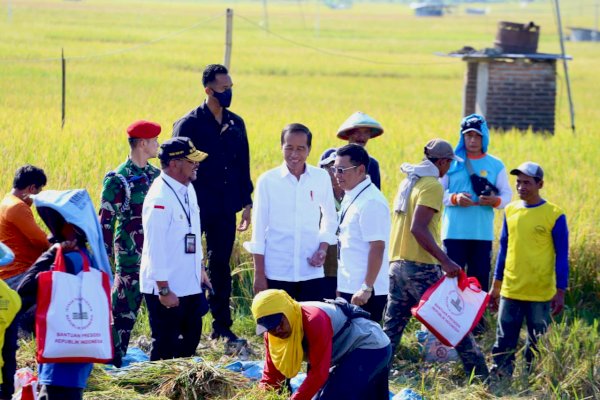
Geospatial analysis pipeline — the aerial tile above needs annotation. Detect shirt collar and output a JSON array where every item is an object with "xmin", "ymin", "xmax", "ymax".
[
  {"xmin": 278, "ymin": 162, "xmax": 310, "ymax": 178},
  {"xmin": 201, "ymin": 101, "xmax": 230, "ymax": 122},
  {"xmin": 125, "ymin": 157, "xmax": 150, "ymax": 174},
  {"xmin": 160, "ymin": 171, "xmax": 188, "ymax": 196},
  {"xmin": 344, "ymin": 176, "xmax": 372, "ymax": 198}
]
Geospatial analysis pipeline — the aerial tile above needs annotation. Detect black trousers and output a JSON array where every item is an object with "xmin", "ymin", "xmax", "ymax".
[
  {"xmin": 0, "ymin": 316, "xmax": 18, "ymax": 398},
  {"xmin": 202, "ymin": 211, "xmax": 236, "ymax": 334},
  {"xmin": 267, "ymin": 277, "xmax": 326, "ymax": 302},
  {"xmin": 38, "ymin": 385, "xmax": 83, "ymax": 400},
  {"xmin": 338, "ymin": 292, "xmax": 387, "ymax": 324},
  {"xmin": 144, "ymin": 293, "xmax": 207, "ymax": 361},
  {"xmin": 443, "ymin": 239, "xmax": 493, "ymax": 292}
]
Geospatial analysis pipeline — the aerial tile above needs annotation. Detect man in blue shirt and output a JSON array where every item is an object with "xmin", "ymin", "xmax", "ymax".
[{"xmin": 441, "ymin": 114, "xmax": 512, "ymax": 298}]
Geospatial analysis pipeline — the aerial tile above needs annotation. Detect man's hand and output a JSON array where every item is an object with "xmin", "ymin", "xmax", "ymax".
[
  {"xmin": 237, "ymin": 205, "xmax": 252, "ymax": 232},
  {"xmin": 489, "ymin": 279, "xmax": 502, "ymax": 312},
  {"xmin": 551, "ymin": 289, "xmax": 565, "ymax": 315},
  {"xmin": 201, "ymin": 268, "xmax": 212, "ymax": 291},
  {"xmin": 159, "ymin": 291, "xmax": 179, "ymax": 309},
  {"xmin": 307, "ymin": 249, "xmax": 327, "ymax": 267},
  {"xmin": 351, "ymin": 289, "xmax": 372, "ymax": 306},
  {"xmin": 456, "ymin": 193, "xmax": 476, "ymax": 207},
  {"xmin": 253, "ymin": 271, "xmax": 268, "ymax": 295},
  {"xmin": 479, "ymin": 194, "xmax": 499, "ymax": 207},
  {"xmin": 441, "ymin": 259, "xmax": 461, "ymax": 278}
]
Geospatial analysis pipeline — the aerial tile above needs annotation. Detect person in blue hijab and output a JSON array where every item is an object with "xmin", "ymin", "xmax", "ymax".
[{"xmin": 440, "ymin": 114, "xmax": 512, "ymax": 317}]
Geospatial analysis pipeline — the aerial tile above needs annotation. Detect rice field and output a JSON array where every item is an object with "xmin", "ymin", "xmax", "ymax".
[{"xmin": 1, "ymin": 0, "xmax": 599, "ymax": 398}]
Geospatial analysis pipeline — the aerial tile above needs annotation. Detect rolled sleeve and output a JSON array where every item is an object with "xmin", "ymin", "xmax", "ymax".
[
  {"xmin": 244, "ymin": 175, "xmax": 268, "ymax": 255},
  {"xmin": 495, "ymin": 167, "xmax": 513, "ymax": 209},
  {"xmin": 440, "ymin": 175, "xmax": 454, "ymax": 207},
  {"xmin": 359, "ymin": 200, "xmax": 390, "ymax": 242},
  {"xmin": 318, "ymin": 176, "xmax": 338, "ymax": 245},
  {"xmin": 143, "ymin": 201, "xmax": 171, "ymax": 281}
]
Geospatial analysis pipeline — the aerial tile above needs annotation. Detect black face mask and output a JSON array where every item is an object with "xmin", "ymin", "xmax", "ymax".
[{"xmin": 212, "ymin": 88, "xmax": 232, "ymax": 108}]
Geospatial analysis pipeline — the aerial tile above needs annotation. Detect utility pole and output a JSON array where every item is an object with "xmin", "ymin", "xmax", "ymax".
[
  {"xmin": 224, "ymin": 9, "xmax": 233, "ymax": 70},
  {"xmin": 553, "ymin": 0, "xmax": 575, "ymax": 133}
]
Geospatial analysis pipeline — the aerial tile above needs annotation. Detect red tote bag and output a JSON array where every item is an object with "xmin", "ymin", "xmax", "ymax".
[
  {"xmin": 411, "ymin": 271, "xmax": 490, "ymax": 347},
  {"xmin": 35, "ymin": 247, "xmax": 113, "ymax": 363}
]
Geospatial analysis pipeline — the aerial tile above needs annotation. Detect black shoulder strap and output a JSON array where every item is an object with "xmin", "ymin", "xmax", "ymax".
[{"xmin": 324, "ymin": 298, "xmax": 371, "ymax": 342}]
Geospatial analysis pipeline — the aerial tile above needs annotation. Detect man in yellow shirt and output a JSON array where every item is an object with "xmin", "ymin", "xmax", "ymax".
[
  {"xmin": 489, "ymin": 162, "xmax": 569, "ymax": 378},
  {"xmin": 383, "ymin": 139, "xmax": 488, "ymax": 379}
]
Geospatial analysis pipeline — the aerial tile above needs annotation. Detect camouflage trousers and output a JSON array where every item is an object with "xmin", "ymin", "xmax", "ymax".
[
  {"xmin": 112, "ymin": 270, "xmax": 143, "ymax": 367},
  {"xmin": 383, "ymin": 260, "xmax": 489, "ymax": 378}
]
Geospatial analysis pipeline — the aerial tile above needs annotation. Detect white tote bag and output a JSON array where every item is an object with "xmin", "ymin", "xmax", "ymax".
[
  {"xmin": 36, "ymin": 248, "xmax": 113, "ymax": 363},
  {"xmin": 411, "ymin": 271, "xmax": 489, "ymax": 347}
]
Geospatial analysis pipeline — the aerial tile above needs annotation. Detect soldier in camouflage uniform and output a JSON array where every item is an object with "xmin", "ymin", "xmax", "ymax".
[
  {"xmin": 99, "ymin": 120, "xmax": 161, "ymax": 367},
  {"xmin": 383, "ymin": 139, "xmax": 489, "ymax": 379}
]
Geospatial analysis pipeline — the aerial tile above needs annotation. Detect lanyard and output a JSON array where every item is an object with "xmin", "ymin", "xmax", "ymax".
[
  {"xmin": 161, "ymin": 177, "xmax": 191, "ymax": 229},
  {"xmin": 339, "ymin": 183, "xmax": 371, "ymax": 227}
]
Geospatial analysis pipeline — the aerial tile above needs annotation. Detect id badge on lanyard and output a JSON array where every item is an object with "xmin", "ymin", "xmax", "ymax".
[{"xmin": 185, "ymin": 233, "xmax": 196, "ymax": 254}]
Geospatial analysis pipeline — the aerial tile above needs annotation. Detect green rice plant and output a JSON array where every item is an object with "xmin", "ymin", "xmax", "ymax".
[{"xmin": 528, "ymin": 317, "xmax": 600, "ymax": 399}]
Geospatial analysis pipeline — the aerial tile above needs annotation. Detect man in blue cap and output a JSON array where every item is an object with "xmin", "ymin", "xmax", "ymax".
[{"xmin": 441, "ymin": 114, "xmax": 512, "ymax": 302}]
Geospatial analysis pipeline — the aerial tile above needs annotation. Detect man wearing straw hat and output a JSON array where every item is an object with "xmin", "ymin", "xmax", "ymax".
[{"xmin": 336, "ymin": 111, "xmax": 384, "ymax": 189}]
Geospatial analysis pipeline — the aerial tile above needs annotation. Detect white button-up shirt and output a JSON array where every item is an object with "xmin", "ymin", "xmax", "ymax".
[
  {"xmin": 243, "ymin": 163, "xmax": 338, "ymax": 282},
  {"xmin": 337, "ymin": 177, "xmax": 390, "ymax": 295},
  {"xmin": 140, "ymin": 172, "xmax": 203, "ymax": 297}
]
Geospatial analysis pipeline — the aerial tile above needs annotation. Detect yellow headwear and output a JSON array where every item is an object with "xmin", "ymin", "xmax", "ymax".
[{"xmin": 251, "ymin": 289, "xmax": 304, "ymax": 378}]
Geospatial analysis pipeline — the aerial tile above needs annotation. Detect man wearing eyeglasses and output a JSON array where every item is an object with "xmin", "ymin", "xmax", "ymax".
[
  {"xmin": 140, "ymin": 137, "xmax": 212, "ymax": 361},
  {"xmin": 244, "ymin": 123, "xmax": 337, "ymax": 302},
  {"xmin": 333, "ymin": 144, "xmax": 390, "ymax": 322},
  {"xmin": 383, "ymin": 139, "xmax": 488, "ymax": 379}
]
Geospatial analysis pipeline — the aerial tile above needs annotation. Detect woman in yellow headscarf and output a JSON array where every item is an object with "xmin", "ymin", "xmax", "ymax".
[{"xmin": 252, "ymin": 289, "xmax": 392, "ymax": 400}]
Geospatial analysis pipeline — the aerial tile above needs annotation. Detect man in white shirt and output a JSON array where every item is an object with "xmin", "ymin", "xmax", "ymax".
[
  {"xmin": 140, "ymin": 137, "xmax": 212, "ymax": 361},
  {"xmin": 333, "ymin": 144, "xmax": 390, "ymax": 322},
  {"xmin": 244, "ymin": 123, "xmax": 337, "ymax": 301}
]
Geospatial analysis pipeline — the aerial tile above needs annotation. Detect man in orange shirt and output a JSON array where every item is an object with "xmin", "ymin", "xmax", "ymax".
[
  {"xmin": 0, "ymin": 165, "xmax": 49, "ymax": 400},
  {"xmin": 0, "ymin": 165, "xmax": 50, "ymax": 289}
]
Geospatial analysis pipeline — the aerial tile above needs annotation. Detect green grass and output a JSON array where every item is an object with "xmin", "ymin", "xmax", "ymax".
[{"xmin": 3, "ymin": 0, "xmax": 600, "ymax": 398}]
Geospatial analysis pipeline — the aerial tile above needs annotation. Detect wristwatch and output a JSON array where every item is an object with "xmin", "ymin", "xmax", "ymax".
[
  {"xmin": 158, "ymin": 286, "xmax": 170, "ymax": 296},
  {"xmin": 360, "ymin": 283, "xmax": 374, "ymax": 292}
]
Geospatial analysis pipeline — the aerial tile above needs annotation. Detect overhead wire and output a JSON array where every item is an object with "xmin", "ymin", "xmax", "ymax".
[
  {"xmin": 235, "ymin": 12, "xmax": 458, "ymax": 66},
  {"xmin": 0, "ymin": 12, "xmax": 225, "ymax": 64}
]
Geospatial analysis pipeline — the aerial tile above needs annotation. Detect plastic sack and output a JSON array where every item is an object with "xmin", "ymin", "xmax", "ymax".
[
  {"xmin": 35, "ymin": 248, "xmax": 113, "ymax": 363},
  {"xmin": 411, "ymin": 271, "xmax": 489, "ymax": 347},
  {"xmin": 11, "ymin": 368, "xmax": 37, "ymax": 400},
  {"xmin": 416, "ymin": 326, "xmax": 458, "ymax": 363}
]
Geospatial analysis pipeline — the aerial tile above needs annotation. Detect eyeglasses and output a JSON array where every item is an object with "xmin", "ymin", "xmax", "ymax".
[
  {"xmin": 331, "ymin": 165, "xmax": 358, "ymax": 175},
  {"xmin": 179, "ymin": 158, "xmax": 199, "ymax": 166}
]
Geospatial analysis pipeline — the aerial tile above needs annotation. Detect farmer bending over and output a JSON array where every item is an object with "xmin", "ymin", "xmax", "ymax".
[{"xmin": 252, "ymin": 289, "xmax": 391, "ymax": 400}]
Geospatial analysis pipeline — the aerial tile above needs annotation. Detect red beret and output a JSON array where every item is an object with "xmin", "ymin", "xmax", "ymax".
[{"xmin": 127, "ymin": 120, "xmax": 161, "ymax": 139}]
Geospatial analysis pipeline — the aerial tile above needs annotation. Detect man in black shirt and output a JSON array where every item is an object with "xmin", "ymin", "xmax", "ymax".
[{"xmin": 173, "ymin": 64, "xmax": 253, "ymax": 341}]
